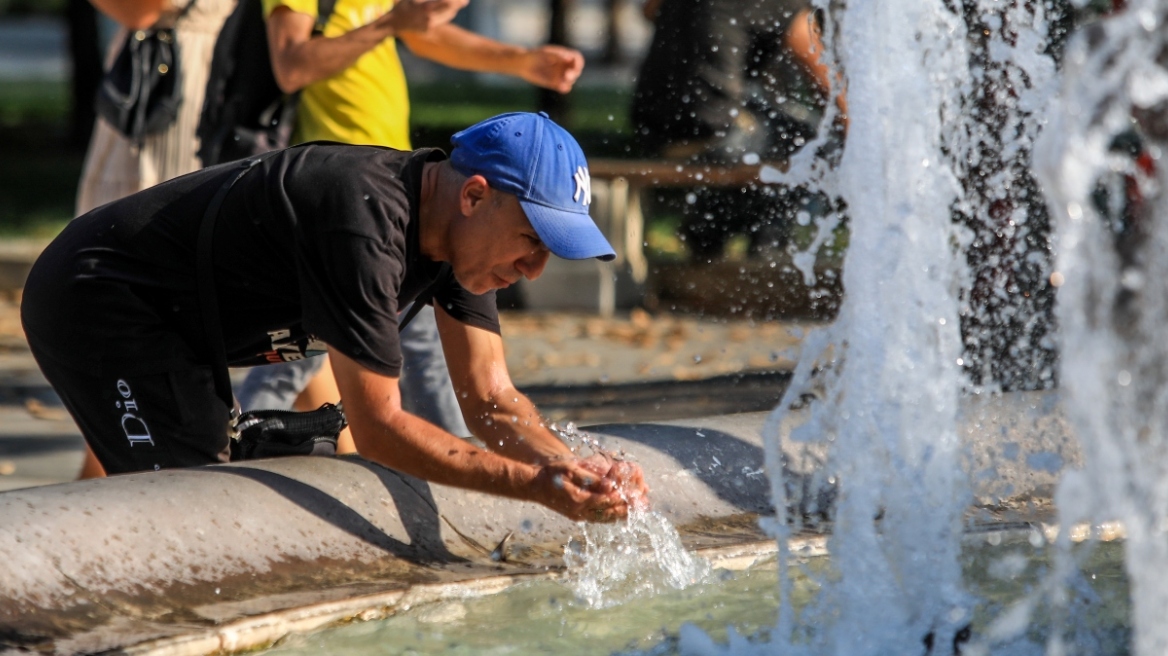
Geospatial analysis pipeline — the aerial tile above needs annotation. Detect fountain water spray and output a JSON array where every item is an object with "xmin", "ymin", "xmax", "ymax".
[
  {"xmin": 754, "ymin": 0, "xmax": 977, "ymax": 652},
  {"xmin": 747, "ymin": 0, "xmax": 1078, "ymax": 651},
  {"xmin": 1035, "ymin": 1, "xmax": 1168, "ymax": 653}
]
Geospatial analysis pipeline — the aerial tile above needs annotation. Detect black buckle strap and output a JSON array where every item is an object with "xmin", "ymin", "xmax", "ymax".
[{"xmin": 197, "ymin": 157, "xmax": 265, "ymax": 418}]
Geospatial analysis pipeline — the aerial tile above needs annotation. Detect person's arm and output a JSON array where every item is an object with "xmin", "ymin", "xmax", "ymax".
[
  {"xmin": 433, "ymin": 306, "xmax": 649, "ymax": 505},
  {"xmin": 641, "ymin": 0, "xmax": 664, "ymax": 21},
  {"xmin": 433, "ymin": 305, "xmax": 575, "ymax": 464},
  {"xmin": 785, "ymin": 7, "xmax": 848, "ymax": 121},
  {"xmin": 265, "ymin": 0, "xmax": 467, "ymax": 94},
  {"xmin": 89, "ymin": 0, "xmax": 168, "ymax": 30},
  {"xmin": 327, "ymin": 345, "xmax": 636, "ymax": 521},
  {"xmin": 398, "ymin": 24, "xmax": 584, "ymax": 94}
]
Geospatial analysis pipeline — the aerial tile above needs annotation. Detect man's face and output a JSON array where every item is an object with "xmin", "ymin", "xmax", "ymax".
[{"xmin": 450, "ymin": 187, "xmax": 551, "ymax": 295}]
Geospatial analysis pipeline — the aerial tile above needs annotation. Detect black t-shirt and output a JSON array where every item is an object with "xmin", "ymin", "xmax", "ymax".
[{"xmin": 22, "ymin": 144, "xmax": 500, "ymax": 377}]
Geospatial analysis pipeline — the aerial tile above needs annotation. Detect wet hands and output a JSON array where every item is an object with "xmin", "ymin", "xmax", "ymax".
[
  {"xmin": 520, "ymin": 45, "xmax": 584, "ymax": 94},
  {"xmin": 382, "ymin": 0, "xmax": 467, "ymax": 35},
  {"xmin": 579, "ymin": 453, "xmax": 649, "ymax": 513},
  {"xmin": 534, "ymin": 453, "xmax": 650, "ymax": 522}
]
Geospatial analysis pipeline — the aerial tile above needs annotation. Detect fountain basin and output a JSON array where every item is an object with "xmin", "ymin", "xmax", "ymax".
[{"xmin": 0, "ymin": 391, "xmax": 1078, "ymax": 655}]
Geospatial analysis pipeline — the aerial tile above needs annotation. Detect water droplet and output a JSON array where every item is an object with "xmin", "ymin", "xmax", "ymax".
[{"xmin": 1139, "ymin": 8, "xmax": 1156, "ymax": 30}]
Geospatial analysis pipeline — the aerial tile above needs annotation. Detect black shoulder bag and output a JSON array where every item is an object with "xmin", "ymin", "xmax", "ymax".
[
  {"xmin": 198, "ymin": 157, "xmax": 451, "ymax": 461},
  {"xmin": 196, "ymin": 0, "xmax": 337, "ymax": 166},
  {"xmin": 96, "ymin": 1, "xmax": 196, "ymax": 145}
]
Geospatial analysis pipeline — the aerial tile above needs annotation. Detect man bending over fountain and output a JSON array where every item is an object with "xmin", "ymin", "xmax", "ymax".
[{"xmin": 21, "ymin": 112, "xmax": 647, "ymax": 522}]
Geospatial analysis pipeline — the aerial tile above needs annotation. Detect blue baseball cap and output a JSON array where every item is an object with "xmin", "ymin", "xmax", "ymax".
[{"xmin": 450, "ymin": 112, "xmax": 616, "ymax": 261}]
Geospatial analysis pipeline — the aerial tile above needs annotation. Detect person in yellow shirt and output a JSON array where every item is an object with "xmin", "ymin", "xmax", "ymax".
[
  {"xmin": 267, "ymin": 0, "xmax": 581, "ymax": 150},
  {"xmin": 234, "ymin": 0, "xmax": 585, "ymax": 448}
]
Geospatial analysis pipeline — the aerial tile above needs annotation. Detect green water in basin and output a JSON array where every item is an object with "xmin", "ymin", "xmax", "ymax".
[{"xmin": 262, "ymin": 536, "xmax": 1129, "ymax": 655}]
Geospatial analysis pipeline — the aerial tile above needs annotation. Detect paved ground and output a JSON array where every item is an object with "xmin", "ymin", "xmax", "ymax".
[{"xmin": 0, "ymin": 271, "xmax": 812, "ymax": 492}]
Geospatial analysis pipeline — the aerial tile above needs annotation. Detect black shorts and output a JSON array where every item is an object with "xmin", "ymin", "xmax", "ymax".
[{"xmin": 27, "ymin": 345, "xmax": 232, "ymax": 474}]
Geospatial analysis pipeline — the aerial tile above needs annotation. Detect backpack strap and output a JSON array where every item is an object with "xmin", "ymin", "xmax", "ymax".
[
  {"xmin": 197, "ymin": 156, "xmax": 267, "ymax": 416},
  {"xmin": 314, "ymin": 0, "xmax": 337, "ymax": 33}
]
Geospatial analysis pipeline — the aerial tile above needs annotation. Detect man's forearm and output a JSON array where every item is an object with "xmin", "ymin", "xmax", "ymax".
[
  {"xmin": 268, "ymin": 17, "xmax": 395, "ymax": 93},
  {"xmin": 354, "ymin": 406, "xmax": 541, "ymax": 501},
  {"xmin": 463, "ymin": 388, "xmax": 575, "ymax": 465},
  {"xmin": 400, "ymin": 24, "xmax": 528, "ymax": 76}
]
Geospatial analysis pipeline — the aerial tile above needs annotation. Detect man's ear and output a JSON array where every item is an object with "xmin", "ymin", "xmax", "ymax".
[{"xmin": 459, "ymin": 175, "xmax": 491, "ymax": 216}]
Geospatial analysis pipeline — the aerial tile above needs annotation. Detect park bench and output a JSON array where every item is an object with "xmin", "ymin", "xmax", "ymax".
[{"xmin": 520, "ymin": 157, "xmax": 791, "ymax": 316}]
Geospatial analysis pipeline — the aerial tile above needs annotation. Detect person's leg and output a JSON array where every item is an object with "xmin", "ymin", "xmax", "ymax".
[
  {"xmin": 78, "ymin": 444, "xmax": 107, "ymax": 479},
  {"xmin": 633, "ymin": 0, "xmax": 759, "ymax": 155},
  {"xmin": 236, "ymin": 356, "xmax": 356, "ymax": 452},
  {"xmin": 398, "ymin": 305, "xmax": 471, "ymax": 437},
  {"xmin": 237, "ymin": 308, "xmax": 469, "ymax": 448},
  {"xmin": 30, "ymin": 347, "xmax": 231, "ymax": 474},
  {"xmin": 235, "ymin": 358, "xmax": 327, "ymax": 411},
  {"xmin": 289, "ymin": 358, "xmax": 356, "ymax": 453}
]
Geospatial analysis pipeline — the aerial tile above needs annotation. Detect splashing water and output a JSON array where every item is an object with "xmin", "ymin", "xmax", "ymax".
[
  {"xmin": 729, "ymin": 0, "xmax": 1168, "ymax": 653},
  {"xmin": 696, "ymin": 0, "xmax": 1083, "ymax": 651},
  {"xmin": 563, "ymin": 508, "xmax": 712, "ymax": 609},
  {"xmin": 553, "ymin": 420, "xmax": 709, "ymax": 609},
  {"xmin": 752, "ymin": 0, "xmax": 977, "ymax": 652},
  {"xmin": 1034, "ymin": 1, "xmax": 1168, "ymax": 653}
]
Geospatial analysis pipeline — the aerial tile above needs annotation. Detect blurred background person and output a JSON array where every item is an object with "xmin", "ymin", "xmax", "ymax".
[
  {"xmin": 77, "ymin": 0, "xmax": 234, "ymax": 213},
  {"xmin": 631, "ymin": 0, "xmax": 845, "ymax": 262},
  {"xmin": 73, "ymin": 0, "xmax": 235, "ymax": 479}
]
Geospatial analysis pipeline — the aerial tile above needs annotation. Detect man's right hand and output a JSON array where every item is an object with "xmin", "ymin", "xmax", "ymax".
[
  {"xmin": 531, "ymin": 457, "xmax": 650, "ymax": 522},
  {"xmin": 380, "ymin": 0, "xmax": 467, "ymax": 35}
]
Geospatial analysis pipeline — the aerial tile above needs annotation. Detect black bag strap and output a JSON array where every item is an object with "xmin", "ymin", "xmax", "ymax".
[
  {"xmin": 315, "ymin": 0, "xmax": 337, "ymax": 32},
  {"xmin": 198, "ymin": 156, "xmax": 266, "ymax": 415},
  {"xmin": 399, "ymin": 263, "xmax": 451, "ymax": 330}
]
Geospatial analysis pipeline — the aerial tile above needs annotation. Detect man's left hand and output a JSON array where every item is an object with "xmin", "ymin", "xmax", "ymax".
[
  {"xmin": 520, "ymin": 45, "xmax": 584, "ymax": 94},
  {"xmin": 577, "ymin": 452, "xmax": 650, "ymax": 513}
]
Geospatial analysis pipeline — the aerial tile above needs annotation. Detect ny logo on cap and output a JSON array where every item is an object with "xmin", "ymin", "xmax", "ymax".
[{"xmin": 573, "ymin": 166, "xmax": 592, "ymax": 206}]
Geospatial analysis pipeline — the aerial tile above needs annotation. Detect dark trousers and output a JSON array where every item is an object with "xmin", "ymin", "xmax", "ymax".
[
  {"xmin": 27, "ymin": 344, "xmax": 232, "ymax": 474},
  {"xmin": 631, "ymin": 0, "xmax": 813, "ymax": 156}
]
